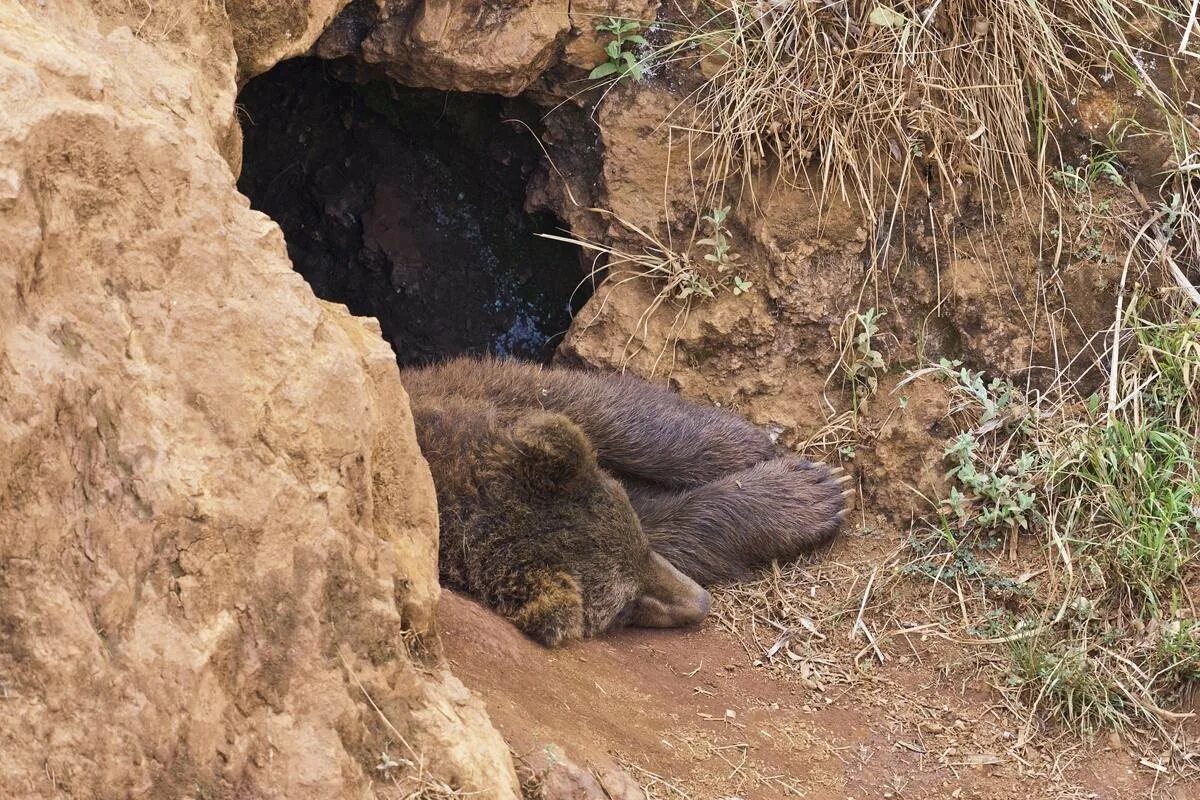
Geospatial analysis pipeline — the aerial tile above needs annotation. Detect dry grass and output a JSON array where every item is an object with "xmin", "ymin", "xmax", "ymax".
[
  {"xmin": 665, "ymin": 1, "xmax": 1196, "ymax": 221},
  {"xmin": 541, "ymin": 205, "xmax": 754, "ymax": 371},
  {"xmin": 893, "ymin": 264, "xmax": 1200, "ymax": 769}
]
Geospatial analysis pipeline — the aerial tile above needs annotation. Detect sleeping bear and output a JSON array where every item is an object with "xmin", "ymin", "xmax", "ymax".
[{"xmin": 404, "ymin": 357, "xmax": 849, "ymax": 646}]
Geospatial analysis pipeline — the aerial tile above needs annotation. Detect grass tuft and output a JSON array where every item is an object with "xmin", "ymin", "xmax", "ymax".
[
  {"xmin": 903, "ymin": 283, "xmax": 1200, "ymax": 760},
  {"xmin": 665, "ymin": 1, "xmax": 1197, "ymax": 223}
]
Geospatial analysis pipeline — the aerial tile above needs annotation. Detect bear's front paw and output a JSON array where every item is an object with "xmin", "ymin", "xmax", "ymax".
[
  {"xmin": 782, "ymin": 458, "xmax": 855, "ymax": 542},
  {"xmin": 506, "ymin": 569, "xmax": 586, "ymax": 647},
  {"xmin": 723, "ymin": 457, "xmax": 852, "ymax": 551}
]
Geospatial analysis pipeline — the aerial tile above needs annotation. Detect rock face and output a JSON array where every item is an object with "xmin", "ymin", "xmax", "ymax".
[
  {"xmin": 319, "ymin": 0, "xmax": 571, "ymax": 96},
  {"xmin": 0, "ymin": 1, "xmax": 518, "ymax": 797},
  {"xmin": 316, "ymin": 0, "xmax": 660, "ymax": 96},
  {"xmin": 229, "ymin": 0, "xmax": 354, "ymax": 79}
]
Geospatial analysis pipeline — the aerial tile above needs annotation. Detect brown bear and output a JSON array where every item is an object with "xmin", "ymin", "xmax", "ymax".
[
  {"xmin": 409, "ymin": 396, "xmax": 711, "ymax": 646},
  {"xmin": 404, "ymin": 357, "xmax": 849, "ymax": 646}
]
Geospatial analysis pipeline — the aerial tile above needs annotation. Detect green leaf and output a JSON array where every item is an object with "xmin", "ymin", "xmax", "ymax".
[
  {"xmin": 623, "ymin": 52, "xmax": 643, "ymax": 80},
  {"xmin": 589, "ymin": 62, "xmax": 620, "ymax": 80},
  {"xmin": 625, "ymin": 35, "xmax": 648, "ymax": 46},
  {"xmin": 605, "ymin": 40, "xmax": 622, "ymax": 60}
]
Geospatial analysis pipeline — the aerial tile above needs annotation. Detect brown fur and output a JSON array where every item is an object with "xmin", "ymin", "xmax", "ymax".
[
  {"xmin": 405, "ymin": 356, "xmax": 847, "ymax": 590},
  {"xmin": 410, "ymin": 396, "xmax": 709, "ymax": 646},
  {"xmin": 403, "ymin": 355, "xmax": 777, "ymax": 488}
]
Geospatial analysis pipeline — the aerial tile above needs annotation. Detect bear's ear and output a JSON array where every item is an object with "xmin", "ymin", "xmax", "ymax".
[
  {"xmin": 505, "ymin": 569, "xmax": 585, "ymax": 647},
  {"xmin": 508, "ymin": 412, "xmax": 593, "ymax": 494}
]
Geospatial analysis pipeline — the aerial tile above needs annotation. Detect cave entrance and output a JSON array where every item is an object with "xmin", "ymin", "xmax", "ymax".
[{"xmin": 236, "ymin": 58, "xmax": 586, "ymax": 365}]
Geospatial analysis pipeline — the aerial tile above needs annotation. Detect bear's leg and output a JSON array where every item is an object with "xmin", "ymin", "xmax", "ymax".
[
  {"xmin": 627, "ymin": 458, "xmax": 852, "ymax": 585},
  {"xmin": 499, "ymin": 569, "xmax": 586, "ymax": 647},
  {"xmin": 403, "ymin": 357, "xmax": 777, "ymax": 489}
]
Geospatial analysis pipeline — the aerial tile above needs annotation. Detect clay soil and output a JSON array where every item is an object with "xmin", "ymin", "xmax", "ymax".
[{"xmin": 441, "ymin": 537, "xmax": 1191, "ymax": 800}]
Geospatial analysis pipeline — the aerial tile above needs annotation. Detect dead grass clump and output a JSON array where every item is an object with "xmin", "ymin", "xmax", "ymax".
[
  {"xmin": 710, "ymin": 554, "xmax": 885, "ymax": 686},
  {"xmin": 671, "ymin": 0, "xmax": 1195, "ymax": 221},
  {"xmin": 541, "ymin": 206, "xmax": 755, "ymax": 371}
]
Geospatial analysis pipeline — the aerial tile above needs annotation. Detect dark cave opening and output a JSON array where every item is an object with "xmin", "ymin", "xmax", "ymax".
[{"xmin": 236, "ymin": 58, "xmax": 588, "ymax": 366}]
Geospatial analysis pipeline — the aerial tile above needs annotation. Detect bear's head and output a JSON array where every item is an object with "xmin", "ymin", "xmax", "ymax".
[{"xmin": 494, "ymin": 412, "xmax": 711, "ymax": 647}]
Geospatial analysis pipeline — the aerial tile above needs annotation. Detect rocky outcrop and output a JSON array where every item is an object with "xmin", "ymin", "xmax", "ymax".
[
  {"xmin": 315, "ymin": 0, "xmax": 660, "ymax": 96},
  {"xmin": 0, "ymin": 1, "xmax": 517, "ymax": 797},
  {"xmin": 229, "ymin": 0, "xmax": 353, "ymax": 79},
  {"xmin": 317, "ymin": 0, "xmax": 571, "ymax": 95}
]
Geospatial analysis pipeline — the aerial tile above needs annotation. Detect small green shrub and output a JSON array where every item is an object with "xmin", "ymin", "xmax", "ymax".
[
  {"xmin": 589, "ymin": 18, "xmax": 648, "ymax": 82},
  {"xmin": 841, "ymin": 308, "xmax": 886, "ymax": 398}
]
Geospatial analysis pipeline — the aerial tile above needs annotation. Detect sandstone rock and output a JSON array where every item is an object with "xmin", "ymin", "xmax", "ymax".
[
  {"xmin": 859, "ymin": 376, "xmax": 955, "ymax": 522},
  {"xmin": 355, "ymin": 0, "xmax": 571, "ymax": 96},
  {"xmin": 228, "ymin": 0, "xmax": 354, "ymax": 80},
  {"xmin": 0, "ymin": 1, "xmax": 517, "ymax": 797},
  {"xmin": 519, "ymin": 744, "xmax": 645, "ymax": 800},
  {"xmin": 595, "ymin": 82, "xmax": 694, "ymax": 232}
]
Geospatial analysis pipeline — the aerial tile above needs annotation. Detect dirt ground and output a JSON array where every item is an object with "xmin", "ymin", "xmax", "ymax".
[{"xmin": 441, "ymin": 569, "xmax": 1191, "ymax": 800}]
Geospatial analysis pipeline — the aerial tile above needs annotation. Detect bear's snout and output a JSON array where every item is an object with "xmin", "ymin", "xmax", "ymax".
[{"xmin": 630, "ymin": 552, "xmax": 711, "ymax": 629}]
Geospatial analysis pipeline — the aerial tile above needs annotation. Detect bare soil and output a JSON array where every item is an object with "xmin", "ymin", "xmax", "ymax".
[{"xmin": 442, "ymin": 573, "xmax": 1187, "ymax": 800}]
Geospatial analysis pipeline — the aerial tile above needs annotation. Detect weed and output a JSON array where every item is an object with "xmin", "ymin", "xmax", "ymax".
[
  {"xmin": 696, "ymin": 206, "xmax": 740, "ymax": 273},
  {"xmin": 943, "ymin": 433, "xmax": 1038, "ymax": 532},
  {"xmin": 1007, "ymin": 633, "xmax": 1128, "ymax": 734},
  {"xmin": 840, "ymin": 308, "xmax": 886, "ymax": 398},
  {"xmin": 1053, "ymin": 143, "xmax": 1125, "ymax": 194},
  {"xmin": 900, "ymin": 291, "xmax": 1200, "ymax": 756},
  {"xmin": 903, "ymin": 530, "xmax": 1034, "ymax": 603},
  {"xmin": 589, "ymin": 18, "xmax": 648, "ymax": 82}
]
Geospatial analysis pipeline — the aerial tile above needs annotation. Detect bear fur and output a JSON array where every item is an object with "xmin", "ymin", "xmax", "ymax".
[
  {"xmin": 409, "ymin": 395, "xmax": 710, "ymax": 646},
  {"xmin": 404, "ymin": 357, "xmax": 847, "ymax": 645}
]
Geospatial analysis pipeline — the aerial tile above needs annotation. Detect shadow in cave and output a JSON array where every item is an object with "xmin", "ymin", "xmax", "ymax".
[{"xmin": 235, "ymin": 58, "xmax": 587, "ymax": 365}]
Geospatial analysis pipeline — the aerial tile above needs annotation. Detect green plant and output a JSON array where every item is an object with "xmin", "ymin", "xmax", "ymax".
[
  {"xmin": 589, "ymin": 18, "xmax": 648, "ymax": 82},
  {"xmin": 694, "ymin": 206, "xmax": 751, "ymax": 297},
  {"xmin": 697, "ymin": 206, "xmax": 739, "ymax": 271},
  {"xmin": 1007, "ymin": 634, "xmax": 1127, "ymax": 734},
  {"xmin": 674, "ymin": 272, "xmax": 718, "ymax": 300},
  {"xmin": 943, "ymin": 433, "xmax": 1038, "ymax": 531},
  {"xmin": 899, "ymin": 291, "xmax": 1200, "ymax": 751},
  {"xmin": 903, "ymin": 530, "xmax": 1033, "ymax": 603},
  {"xmin": 1051, "ymin": 143, "xmax": 1125, "ymax": 194},
  {"xmin": 842, "ymin": 308, "xmax": 886, "ymax": 396}
]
